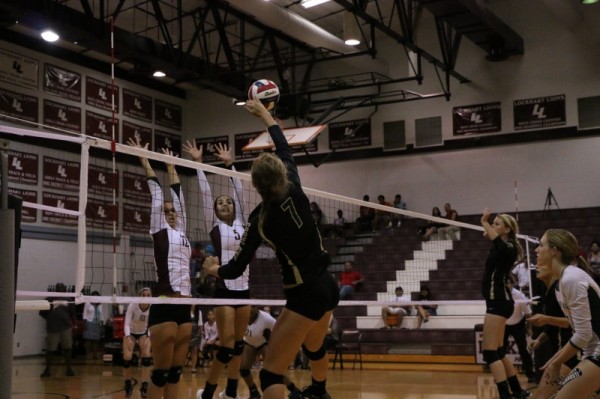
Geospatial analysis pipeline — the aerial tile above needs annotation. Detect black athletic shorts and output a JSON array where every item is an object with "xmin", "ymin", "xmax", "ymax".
[
  {"xmin": 130, "ymin": 332, "xmax": 148, "ymax": 340},
  {"xmin": 485, "ymin": 300, "xmax": 514, "ymax": 319},
  {"xmin": 284, "ymin": 270, "xmax": 339, "ymax": 321},
  {"xmin": 148, "ymin": 304, "xmax": 191, "ymax": 327},
  {"xmin": 213, "ymin": 287, "xmax": 251, "ymax": 309}
]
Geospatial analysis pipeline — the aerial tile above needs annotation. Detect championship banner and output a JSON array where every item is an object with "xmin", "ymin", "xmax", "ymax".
[
  {"xmin": 0, "ymin": 87, "xmax": 38, "ymax": 126},
  {"xmin": 513, "ymin": 94, "xmax": 566, "ymax": 131},
  {"xmin": 42, "ymin": 156, "xmax": 80, "ymax": 191},
  {"xmin": 43, "ymin": 99, "xmax": 81, "ymax": 133},
  {"xmin": 86, "ymin": 198, "xmax": 118, "ymax": 228},
  {"xmin": 44, "ymin": 63, "xmax": 82, "ymax": 101},
  {"xmin": 154, "ymin": 130, "xmax": 181, "ymax": 155},
  {"xmin": 193, "ymin": 136, "xmax": 230, "ymax": 163},
  {"xmin": 123, "ymin": 171, "xmax": 151, "ymax": 202},
  {"xmin": 0, "ymin": 48, "xmax": 39, "ymax": 89},
  {"xmin": 122, "ymin": 120, "xmax": 152, "ymax": 146},
  {"xmin": 7, "ymin": 150, "xmax": 38, "ymax": 185},
  {"xmin": 89, "ymin": 164, "xmax": 118, "ymax": 196},
  {"xmin": 329, "ymin": 119, "xmax": 371, "ymax": 149},
  {"xmin": 123, "ymin": 89, "xmax": 152, "ymax": 123},
  {"xmin": 86, "ymin": 76, "xmax": 119, "ymax": 112},
  {"xmin": 123, "ymin": 202, "xmax": 150, "ymax": 233},
  {"xmin": 85, "ymin": 110, "xmax": 118, "ymax": 141},
  {"xmin": 154, "ymin": 99, "xmax": 182, "ymax": 131},
  {"xmin": 235, "ymin": 132, "xmax": 263, "ymax": 160},
  {"xmin": 7, "ymin": 187, "xmax": 37, "ymax": 222},
  {"xmin": 42, "ymin": 191, "xmax": 78, "ymax": 226},
  {"xmin": 452, "ymin": 102, "xmax": 501, "ymax": 135}
]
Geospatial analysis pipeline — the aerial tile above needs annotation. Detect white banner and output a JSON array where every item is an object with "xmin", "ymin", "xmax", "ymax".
[{"xmin": 0, "ymin": 48, "xmax": 39, "ymax": 90}]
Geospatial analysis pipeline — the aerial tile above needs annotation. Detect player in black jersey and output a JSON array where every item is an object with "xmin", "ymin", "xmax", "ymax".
[
  {"xmin": 203, "ymin": 99, "xmax": 339, "ymax": 399},
  {"xmin": 480, "ymin": 209, "xmax": 528, "ymax": 399}
]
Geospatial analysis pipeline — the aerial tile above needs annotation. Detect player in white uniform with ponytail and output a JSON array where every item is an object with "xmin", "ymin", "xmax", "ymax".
[
  {"xmin": 123, "ymin": 287, "xmax": 152, "ymax": 398},
  {"xmin": 183, "ymin": 141, "xmax": 251, "ymax": 399}
]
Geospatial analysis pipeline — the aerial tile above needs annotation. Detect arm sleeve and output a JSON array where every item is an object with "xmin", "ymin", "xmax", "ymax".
[
  {"xmin": 268, "ymin": 124, "xmax": 301, "ymax": 188},
  {"xmin": 230, "ymin": 165, "xmax": 246, "ymax": 224},
  {"xmin": 217, "ymin": 215, "xmax": 263, "ymax": 279},
  {"xmin": 147, "ymin": 178, "xmax": 168, "ymax": 234},
  {"xmin": 196, "ymin": 168, "xmax": 215, "ymax": 234},
  {"xmin": 170, "ymin": 183, "xmax": 186, "ymax": 232},
  {"xmin": 124, "ymin": 304, "xmax": 133, "ymax": 336},
  {"xmin": 564, "ymin": 275, "xmax": 594, "ymax": 350}
]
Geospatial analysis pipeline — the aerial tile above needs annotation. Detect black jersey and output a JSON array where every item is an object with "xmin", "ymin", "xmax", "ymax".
[
  {"xmin": 218, "ymin": 124, "xmax": 329, "ymax": 288},
  {"xmin": 481, "ymin": 236, "xmax": 517, "ymax": 301},
  {"xmin": 543, "ymin": 280, "xmax": 573, "ymax": 351}
]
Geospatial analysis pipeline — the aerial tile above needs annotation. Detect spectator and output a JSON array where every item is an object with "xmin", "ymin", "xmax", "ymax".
[
  {"xmin": 504, "ymin": 278, "xmax": 536, "ymax": 383},
  {"xmin": 415, "ymin": 286, "xmax": 437, "ymax": 328},
  {"xmin": 329, "ymin": 209, "xmax": 348, "ymax": 238},
  {"xmin": 511, "ymin": 258, "xmax": 531, "ymax": 296},
  {"xmin": 372, "ymin": 194, "xmax": 392, "ymax": 231},
  {"xmin": 39, "ymin": 283, "xmax": 76, "ymax": 378},
  {"xmin": 356, "ymin": 195, "xmax": 375, "ymax": 233},
  {"xmin": 588, "ymin": 240, "xmax": 600, "ymax": 276},
  {"xmin": 438, "ymin": 202, "xmax": 460, "ymax": 240},
  {"xmin": 381, "ymin": 286, "xmax": 413, "ymax": 329},
  {"xmin": 82, "ymin": 291, "xmax": 104, "ymax": 361},
  {"xmin": 391, "ymin": 194, "xmax": 407, "ymax": 229},
  {"xmin": 421, "ymin": 207, "xmax": 445, "ymax": 241},
  {"xmin": 338, "ymin": 261, "xmax": 365, "ymax": 300},
  {"xmin": 123, "ymin": 287, "xmax": 152, "ymax": 398},
  {"xmin": 310, "ymin": 202, "xmax": 323, "ymax": 226},
  {"xmin": 201, "ymin": 309, "xmax": 218, "ymax": 368}
]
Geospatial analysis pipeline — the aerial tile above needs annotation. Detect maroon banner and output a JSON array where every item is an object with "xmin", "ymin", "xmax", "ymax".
[
  {"xmin": 43, "ymin": 156, "xmax": 80, "ymax": 191},
  {"xmin": 122, "ymin": 120, "xmax": 152, "ymax": 146},
  {"xmin": 85, "ymin": 110, "xmax": 118, "ymax": 141},
  {"xmin": 123, "ymin": 171, "xmax": 151, "ymax": 202},
  {"xmin": 328, "ymin": 119, "xmax": 371, "ymax": 149},
  {"xmin": 7, "ymin": 187, "xmax": 37, "ymax": 222},
  {"xmin": 193, "ymin": 136, "xmax": 230, "ymax": 163},
  {"xmin": 44, "ymin": 63, "xmax": 81, "ymax": 101},
  {"xmin": 43, "ymin": 99, "xmax": 81, "ymax": 133},
  {"xmin": 123, "ymin": 202, "xmax": 150, "ymax": 233},
  {"xmin": 234, "ymin": 132, "xmax": 262, "ymax": 160},
  {"xmin": 7, "ymin": 150, "xmax": 38, "ymax": 185},
  {"xmin": 0, "ymin": 87, "xmax": 38, "ymax": 126},
  {"xmin": 89, "ymin": 164, "xmax": 118, "ymax": 196},
  {"xmin": 453, "ymin": 102, "xmax": 502, "ymax": 135},
  {"xmin": 86, "ymin": 76, "xmax": 119, "ymax": 112},
  {"xmin": 0, "ymin": 48, "xmax": 39, "ymax": 90},
  {"xmin": 514, "ymin": 94, "xmax": 566, "ymax": 131},
  {"xmin": 123, "ymin": 89, "xmax": 152, "ymax": 123},
  {"xmin": 154, "ymin": 99, "xmax": 182, "ymax": 131},
  {"xmin": 42, "ymin": 191, "xmax": 78, "ymax": 226},
  {"xmin": 154, "ymin": 130, "xmax": 181, "ymax": 155},
  {"xmin": 86, "ymin": 197, "xmax": 118, "ymax": 228}
]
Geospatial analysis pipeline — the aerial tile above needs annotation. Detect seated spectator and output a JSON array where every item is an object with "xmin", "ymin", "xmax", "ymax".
[
  {"xmin": 511, "ymin": 258, "xmax": 531, "ymax": 296},
  {"xmin": 391, "ymin": 194, "xmax": 407, "ymax": 229},
  {"xmin": 588, "ymin": 241, "xmax": 600, "ymax": 276},
  {"xmin": 39, "ymin": 283, "xmax": 76, "ymax": 378},
  {"xmin": 338, "ymin": 261, "xmax": 365, "ymax": 299},
  {"xmin": 356, "ymin": 195, "xmax": 375, "ymax": 233},
  {"xmin": 310, "ymin": 201, "xmax": 323, "ymax": 226},
  {"xmin": 200, "ymin": 309, "xmax": 218, "ymax": 367},
  {"xmin": 328, "ymin": 209, "xmax": 348, "ymax": 238},
  {"xmin": 438, "ymin": 202, "xmax": 460, "ymax": 240},
  {"xmin": 381, "ymin": 286, "xmax": 413, "ymax": 328},
  {"xmin": 421, "ymin": 207, "xmax": 444, "ymax": 241},
  {"xmin": 372, "ymin": 194, "xmax": 392, "ymax": 231},
  {"xmin": 416, "ymin": 285, "xmax": 437, "ymax": 328}
]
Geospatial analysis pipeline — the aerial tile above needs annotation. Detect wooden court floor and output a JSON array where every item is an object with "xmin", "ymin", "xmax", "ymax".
[{"xmin": 11, "ymin": 357, "xmax": 537, "ymax": 399}]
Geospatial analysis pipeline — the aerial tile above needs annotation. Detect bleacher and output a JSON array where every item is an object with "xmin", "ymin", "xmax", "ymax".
[{"xmin": 249, "ymin": 206, "xmax": 599, "ymax": 367}]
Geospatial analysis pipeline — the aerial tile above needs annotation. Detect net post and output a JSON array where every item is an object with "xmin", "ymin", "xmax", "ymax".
[
  {"xmin": 0, "ymin": 209, "xmax": 15, "ymax": 399},
  {"xmin": 76, "ymin": 141, "xmax": 91, "ymax": 294}
]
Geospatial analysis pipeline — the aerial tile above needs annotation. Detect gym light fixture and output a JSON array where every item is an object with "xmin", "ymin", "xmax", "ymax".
[
  {"xmin": 581, "ymin": 0, "xmax": 599, "ymax": 4},
  {"xmin": 301, "ymin": 0, "xmax": 331, "ymax": 9},
  {"xmin": 41, "ymin": 30, "xmax": 59, "ymax": 42},
  {"xmin": 343, "ymin": 11, "xmax": 361, "ymax": 46},
  {"xmin": 153, "ymin": 70, "xmax": 166, "ymax": 78}
]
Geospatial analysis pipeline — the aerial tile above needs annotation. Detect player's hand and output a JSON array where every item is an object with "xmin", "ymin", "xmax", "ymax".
[
  {"xmin": 183, "ymin": 140, "xmax": 203, "ymax": 162},
  {"xmin": 245, "ymin": 99, "xmax": 268, "ymax": 117},
  {"xmin": 214, "ymin": 143, "xmax": 233, "ymax": 167},
  {"xmin": 528, "ymin": 314, "xmax": 546, "ymax": 327},
  {"xmin": 203, "ymin": 256, "xmax": 220, "ymax": 277}
]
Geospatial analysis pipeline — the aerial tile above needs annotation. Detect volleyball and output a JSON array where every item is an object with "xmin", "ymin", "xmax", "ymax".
[{"xmin": 248, "ymin": 79, "xmax": 280, "ymax": 110}]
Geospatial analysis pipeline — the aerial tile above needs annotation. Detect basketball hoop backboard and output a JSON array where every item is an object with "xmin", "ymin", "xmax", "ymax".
[{"xmin": 242, "ymin": 125, "xmax": 326, "ymax": 151}]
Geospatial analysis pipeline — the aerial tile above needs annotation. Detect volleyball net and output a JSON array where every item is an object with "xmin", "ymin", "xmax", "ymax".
[{"xmin": 2, "ymin": 124, "xmax": 540, "ymax": 312}]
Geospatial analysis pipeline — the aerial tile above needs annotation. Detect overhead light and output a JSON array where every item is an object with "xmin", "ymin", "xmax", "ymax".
[
  {"xmin": 301, "ymin": 0, "xmax": 331, "ymax": 9},
  {"xmin": 343, "ymin": 11, "xmax": 361, "ymax": 46},
  {"xmin": 153, "ymin": 70, "xmax": 166, "ymax": 78},
  {"xmin": 581, "ymin": 0, "xmax": 599, "ymax": 4},
  {"xmin": 41, "ymin": 30, "xmax": 59, "ymax": 42},
  {"xmin": 232, "ymin": 98, "xmax": 246, "ymax": 106}
]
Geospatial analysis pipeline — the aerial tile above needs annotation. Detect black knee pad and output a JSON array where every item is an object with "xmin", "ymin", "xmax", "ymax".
[
  {"xmin": 240, "ymin": 368, "xmax": 250, "ymax": 378},
  {"xmin": 141, "ymin": 357, "xmax": 152, "ymax": 367},
  {"xmin": 167, "ymin": 366, "xmax": 182, "ymax": 384},
  {"xmin": 234, "ymin": 340, "xmax": 245, "ymax": 356},
  {"xmin": 259, "ymin": 369, "xmax": 284, "ymax": 392},
  {"xmin": 122, "ymin": 359, "xmax": 132, "ymax": 369},
  {"xmin": 216, "ymin": 346, "xmax": 234, "ymax": 364},
  {"xmin": 482, "ymin": 349, "xmax": 499, "ymax": 365},
  {"xmin": 151, "ymin": 369, "xmax": 169, "ymax": 387},
  {"xmin": 302, "ymin": 343, "xmax": 326, "ymax": 361},
  {"xmin": 497, "ymin": 347, "xmax": 506, "ymax": 360}
]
